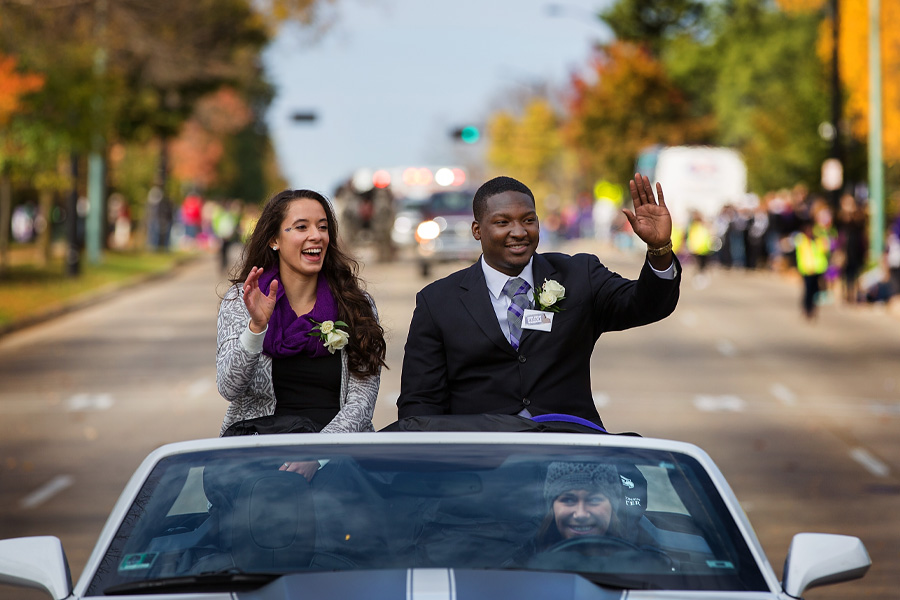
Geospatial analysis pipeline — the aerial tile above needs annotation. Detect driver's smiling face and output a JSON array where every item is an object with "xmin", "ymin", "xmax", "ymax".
[{"xmin": 552, "ymin": 489, "xmax": 613, "ymax": 539}]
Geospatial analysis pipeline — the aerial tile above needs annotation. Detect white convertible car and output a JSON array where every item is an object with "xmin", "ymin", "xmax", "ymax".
[{"xmin": 0, "ymin": 420, "xmax": 870, "ymax": 599}]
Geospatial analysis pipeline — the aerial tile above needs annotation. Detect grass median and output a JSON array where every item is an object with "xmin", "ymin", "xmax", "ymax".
[{"xmin": 0, "ymin": 248, "xmax": 197, "ymax": 331}]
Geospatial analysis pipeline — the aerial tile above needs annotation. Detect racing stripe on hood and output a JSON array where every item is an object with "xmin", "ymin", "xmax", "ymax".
[{"xmin": 407, "ymin": 568, "xmax": 456, "ymax": 600}]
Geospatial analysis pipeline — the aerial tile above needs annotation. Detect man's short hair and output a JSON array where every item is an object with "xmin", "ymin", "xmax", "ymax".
[{"xmin": 473, "ymin": 176, "xmax": 535, "ymax": 221}]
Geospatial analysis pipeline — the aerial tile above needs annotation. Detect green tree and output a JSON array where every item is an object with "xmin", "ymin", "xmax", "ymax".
[
  {"xmin": 600, "ymin": 0, "xmax": 708, "ymax": 57},
  {"xmin": 703, "ymin": 2, "xmax": 830, "ymax": 192},
  {"xmin": 0, "ymin": 0, "xmax": 324, "ymax": 257},
  {"xmin": 0, "ymin": 53, "xmax": 68, "ymax": 274},
  {"xmin": 564, "ymin": 41, "xmax": 702, "ymax": 189},
  {"xmin": 604, "ymin": 0, "xmax": 835, "ymax": 193},
  {"xmin": 486, "ymin": 98, "xmax": 571, "ymax": 213}
]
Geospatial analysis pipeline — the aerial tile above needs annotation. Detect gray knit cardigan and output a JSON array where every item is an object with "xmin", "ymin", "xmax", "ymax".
[{"xmin": 216, "ymin": 284, "xmax": 380, "ymax": 435}]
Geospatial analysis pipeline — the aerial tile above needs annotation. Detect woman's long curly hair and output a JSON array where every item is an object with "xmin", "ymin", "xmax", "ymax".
[{"xmin": 230, "ymin": 189, "xmax": 386, "ymax": 375}]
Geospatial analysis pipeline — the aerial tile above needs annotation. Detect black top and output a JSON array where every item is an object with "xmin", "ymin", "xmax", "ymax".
[{"xmin": 272, "ymin": 350, "xmax": 342, "ymax": 428}]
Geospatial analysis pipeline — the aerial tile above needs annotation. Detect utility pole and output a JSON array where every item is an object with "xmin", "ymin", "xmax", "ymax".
[
  {"xmin": 868, "ymin": 0, "xmax": 884, "ymax": 263},
  {"xmin": 829, "ymin": 0, "xmax": 843, "ymax": 208},
  {"xmin": 86, "ymin": 0, "xmax": 108, "ymax": 265}
]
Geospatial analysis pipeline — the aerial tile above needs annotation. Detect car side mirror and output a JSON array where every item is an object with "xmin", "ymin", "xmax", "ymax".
[
  {"xmin": 0, "ymin": 536, "xmax": 72, "ymax": 599},
  {"xmin": 782, "ymin": 533, "xmax": 870, "ymax": 598}
]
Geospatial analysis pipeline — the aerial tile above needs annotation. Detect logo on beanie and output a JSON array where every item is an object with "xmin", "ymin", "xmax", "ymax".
[{"xmin": 620, "ymin": 475, "xmax": 634, "ymax": 489}]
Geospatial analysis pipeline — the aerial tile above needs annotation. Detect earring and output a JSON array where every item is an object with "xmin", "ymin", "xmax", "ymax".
[{"xmin": 271, "ymin": 245, "xmax": 278, "ymax": 251}]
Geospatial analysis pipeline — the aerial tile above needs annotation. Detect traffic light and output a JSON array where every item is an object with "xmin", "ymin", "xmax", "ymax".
[{"xmin": 451, "ymin": 125, "xmax": 480, "ymax": 144}]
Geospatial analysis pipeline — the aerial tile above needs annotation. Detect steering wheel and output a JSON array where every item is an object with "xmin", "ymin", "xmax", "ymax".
[
  {"xmin": 546, "ymin": 535, "xmax": 641, "ymax": 555},
  {"xmin": 545, "ymin": 535, "xmax": 676, "ymax": 569},
  {"xmin": 309, "ymin": 551, "xmax": 358, "ymax": 569}
]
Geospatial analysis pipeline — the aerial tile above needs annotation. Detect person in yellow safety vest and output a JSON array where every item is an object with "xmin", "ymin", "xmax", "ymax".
[
  {"xmin": 793, "ymin": 219, "xmax": 830, "ymax": 320},
  {"xmin": 671, "ymin": 223, "xmax": 685, "ymax": 256},
  {"xmin": 686, "ymin": 212, "xmax": 713, "ymax": 272}
]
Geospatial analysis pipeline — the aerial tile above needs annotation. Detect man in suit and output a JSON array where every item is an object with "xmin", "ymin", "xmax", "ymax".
[{"xmin": 397, "ymin": 174, "xmax": 679, "ymax": 428}]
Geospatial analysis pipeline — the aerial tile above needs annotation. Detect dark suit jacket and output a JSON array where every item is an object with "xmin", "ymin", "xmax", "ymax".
[{"xmin": 397, "ymin": 252, "xmax": 681, "ymax": 425}]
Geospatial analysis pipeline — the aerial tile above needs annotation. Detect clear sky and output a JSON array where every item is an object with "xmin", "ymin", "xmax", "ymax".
[{"xmin": 262, "ymin": 0, "xmax": 613, "ymax": 196}]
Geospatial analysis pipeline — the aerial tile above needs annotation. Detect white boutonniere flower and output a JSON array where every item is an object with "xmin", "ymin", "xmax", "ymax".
[
  {"xmin": 533, "ymin": 279, "xmax": 565, "ymax": 312},
  {"xmin": 309, "ymin": 319, "xmax": 350, "ymax": 353}
]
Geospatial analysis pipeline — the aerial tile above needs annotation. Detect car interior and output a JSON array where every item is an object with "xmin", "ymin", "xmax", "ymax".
[{"xmin": 87, "ymin": 445, "xmax": 768, "ymax": 594}]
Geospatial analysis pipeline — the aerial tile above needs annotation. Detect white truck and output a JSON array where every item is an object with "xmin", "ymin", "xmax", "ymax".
[{"xmin": 636, "ymin": 145, "xmax": 748, "ymax": 226}]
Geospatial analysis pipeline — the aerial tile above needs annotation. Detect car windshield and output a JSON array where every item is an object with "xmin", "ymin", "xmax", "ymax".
[
  {"xmin": 423, "ymin": 190, "xmax": 472, "ymax": 216},
  {"xmin": 87, "ymin": 442, "xmax": 768, "ymax": 594}
]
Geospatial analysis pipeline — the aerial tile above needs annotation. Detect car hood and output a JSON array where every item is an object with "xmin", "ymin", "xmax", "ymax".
[
  {"xmin": 238, "ymin": 569, "xmax": 627, "ymax": 600},
  {"xmin": 235, "ymin": 568, "xmax": 776, "ymax": 600}
]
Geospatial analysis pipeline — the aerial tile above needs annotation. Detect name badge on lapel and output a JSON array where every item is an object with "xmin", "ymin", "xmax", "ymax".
[{"xmin": 522, "ymin": 309, "xmax": 553, "ymax": 332}]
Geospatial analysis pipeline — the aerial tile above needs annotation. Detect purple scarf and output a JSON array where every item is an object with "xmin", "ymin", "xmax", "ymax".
[{"xmin": 257, "ymin": 266, "xmax": 339, "ymax": 359}]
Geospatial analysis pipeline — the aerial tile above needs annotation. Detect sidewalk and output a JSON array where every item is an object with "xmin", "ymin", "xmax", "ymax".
[{"xmin": 0, "ymin": 251, "xmax": 207, "ymax": 338}]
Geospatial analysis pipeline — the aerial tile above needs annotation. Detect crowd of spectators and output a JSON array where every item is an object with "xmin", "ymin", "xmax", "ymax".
[{"xmin": 661, "ymin": 184, "xmax": 900, "ymax": 312}]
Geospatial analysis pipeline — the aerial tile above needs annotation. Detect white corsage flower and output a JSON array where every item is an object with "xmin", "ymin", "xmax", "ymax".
[
  {"xmin": 542, "ymin": 278, "xmax": 565, "ymax": 300},
  {"xmin": 309, "ymin": 319, "xmax": 350, "ymax": 353},
  {"xmin": 324, "ymin": 328, "xmax": 350, "ymax": 353},
  {"xmin": 533, "ymin": 279, "xmax": 566, "ymax": 312},
  {"xmin": 539, "ymin": 290, "xmax": 557, "ymax": 308}
]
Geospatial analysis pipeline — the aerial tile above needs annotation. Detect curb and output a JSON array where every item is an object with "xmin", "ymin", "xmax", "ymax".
[{"xmin": 0, "ymin": 253, "xmax": 205, "ymax": 340}]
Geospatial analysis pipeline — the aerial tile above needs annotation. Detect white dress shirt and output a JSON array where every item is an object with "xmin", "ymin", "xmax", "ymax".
[{"xmin": 481, "ymin": 256, "xmax": 536, "ymax": 343}]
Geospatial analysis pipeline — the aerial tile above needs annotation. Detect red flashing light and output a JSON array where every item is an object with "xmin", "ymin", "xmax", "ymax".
[
  {"xmin": 372, "ymin": 170, "xmax": 391, "ymax": 188},
  {"xmin": 452, "ymin": 168, "xmax": 466, "ymax": 186}
]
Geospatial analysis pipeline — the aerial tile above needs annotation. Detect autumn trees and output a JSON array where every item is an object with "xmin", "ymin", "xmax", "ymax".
[
  {"xmin": 486, "ymin": 0, "xmax": 889, "ymax": 207},
  {"xmin": 0, "ymin": 0, "xmax": 319, "ymax": 267}
]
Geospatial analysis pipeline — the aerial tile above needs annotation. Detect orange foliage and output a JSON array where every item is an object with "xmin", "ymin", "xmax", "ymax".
[
  {"xmin": 171, "ymin": 121, "xmax": 224, "ymax": 188},
  {"xmin": 194, "ymin": 87, "xmax": 253, "ymax": 134},
  {"xmin": 565, "ymin": 42, "xmax": 697, "ymax": 184},
  {"xmin": 170, "ymin": 88, "xmax": 252, "ymax": 187},
  {"xmin": 820, "ymin": 0, "xmax": 900, "ymax": 163},
  {"xmin": 0, "ymin": 54, "xmax": 44, "ymax": 125}
]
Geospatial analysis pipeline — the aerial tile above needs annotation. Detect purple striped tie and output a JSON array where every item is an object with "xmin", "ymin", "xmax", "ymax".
[{"xmin": 502, "ymin": 277, "xmax": 532, "ymax": 350}]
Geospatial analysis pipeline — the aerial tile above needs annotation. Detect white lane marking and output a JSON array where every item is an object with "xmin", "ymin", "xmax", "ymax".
[
  {"xmin": 694, "ymin": 395, "xmax": 745, "ymax": 412},
  {"xmin": 592, "ymin": 392, "xmax": 610, "ymax": 408},
  {"xmin": 716, "ymin": 339, "xmax": 737, "ymax": 357},
  {"xmin": 679, "ymin": 311, "xmax": 699, "ymax": 327},
  {"xmin": 64, "ymin": 393, "xmax": 114, "ymax": 411},
  {"xmin": 691, "ymin": 273, "xmax": 711, "ymax": 290},
  {"xmin": 849, "ymin": 448, "xmax": 890, "ymax": 477},
  {"xmin": 770, "ymin": 383, "xmax": 797, "ymax": 406},
  {"xmin": 868, "ymin": 403, "xmax": 900, "ymax": 416},
  {"xmin": 188, "ymin": 378, "xmax": 212, "ymax": 398},
  {"xmin": 408, "ymin": 568, "xmax": 455, "ymax": 600},
  {"xmin": 20, "ymin": 475, "xmax": 74, "ymax": 509}
]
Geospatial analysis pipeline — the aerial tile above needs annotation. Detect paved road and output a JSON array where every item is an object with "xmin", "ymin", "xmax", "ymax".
[{"xmin": 0, "ymin": 242, "xmax": 897, "ymax": 599}]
